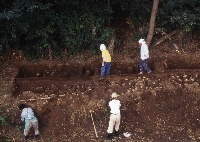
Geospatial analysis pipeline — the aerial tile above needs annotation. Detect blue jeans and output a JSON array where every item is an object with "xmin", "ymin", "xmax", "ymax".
[
  {"xmin": 101, "ymin": 62, "xmax": 111, "ymax": 77},
  {"xmin": 140, "ymin": 59, "xmax": 151, "ymax": 72}
]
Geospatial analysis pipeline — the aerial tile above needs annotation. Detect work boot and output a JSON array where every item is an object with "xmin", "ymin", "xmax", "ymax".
[
  {"xmin": 138, "ymin": 72, "xmax": 143, "ymax": 75},
  {"xmin": 24, "ymin": 135, "xmax": 28, "ymax": 141},
  {"xmin": 147, "ymin": 70, "xmax": 152, "ymax": 74},
  {"xmin": 106, "ymin": 75, "xmax": 110, "ymax": 79},
  {"xmin": 99, "ymin": 77, "xmax": 104, "ymax": 80},
  {"xmin": 106, "ymin": 133, "xmax": 113, "ymax": 140},
  {"xmin": 114, "ymin": 130, "xmax": 119, "ymax": 136},
  {"xmin": 35, "ymin": 134, "xmax": 39, "ymax": 140}
]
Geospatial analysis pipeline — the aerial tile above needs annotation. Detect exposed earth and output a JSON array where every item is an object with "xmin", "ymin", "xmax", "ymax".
[
  {"xmin": 0, "ymin": 25, "xmax": 200, "ymax": 142},
  {"xmin": 1, "ymin": 34, "xmax": 200, "ymax": 142}
]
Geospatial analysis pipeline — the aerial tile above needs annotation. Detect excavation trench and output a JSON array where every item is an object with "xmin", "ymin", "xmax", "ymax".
[
  {"xmin": 11, "ymin": 56, "xmax": 200, "ymax": 141},
  {"xmin": 13, "ymin": 57, "xmax": 200, "ymax": 96}
]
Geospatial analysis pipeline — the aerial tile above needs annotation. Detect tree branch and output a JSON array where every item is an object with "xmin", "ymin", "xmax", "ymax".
[{"xmin": 150, "ymin": 30, "xmax": 180, "ymax": 48}]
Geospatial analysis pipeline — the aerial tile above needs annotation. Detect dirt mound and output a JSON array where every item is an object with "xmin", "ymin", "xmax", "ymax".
[{"xmin": 0, "ymin": 52, "xmax": 197, "ymax": 141}]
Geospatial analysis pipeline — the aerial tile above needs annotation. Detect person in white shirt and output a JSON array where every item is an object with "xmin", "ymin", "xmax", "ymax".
[
  {"xmin": 138, "ymin": 39, "xmax": 152, "ymax": 74},
  {"xmin": 18, "ymin": 104, "xmax": 39, "ymax": 141},
  {"xmin": 106, "ymin": 92, "xmax": 121, "ymax": 140}
]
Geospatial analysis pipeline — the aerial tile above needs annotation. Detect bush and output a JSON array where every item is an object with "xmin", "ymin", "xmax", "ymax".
[
  {"xmin": 0, "ymin": 116, "xmax": 8, "ymax": 126},
  {"xmin": 0, "ymin": 0, "xmax": 115, "ymax": 59}
]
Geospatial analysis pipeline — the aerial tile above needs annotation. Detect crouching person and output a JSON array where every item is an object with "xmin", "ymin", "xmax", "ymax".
[
  {"xmin": 106, "ymin": 92, "xmax": 121, "ymax": 140},
  {"xmin": 18, "ymin": 104, "xmax": 39, "ymax": 141}
]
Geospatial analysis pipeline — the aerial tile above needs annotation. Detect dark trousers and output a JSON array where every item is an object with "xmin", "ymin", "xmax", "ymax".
[
  {"xmin": 140, "ymin": 59, "xmax": 151, "ymax": 72},
  {"xmin": 101, "ymin": 62, "xmax": 111, "ymax": 77}
]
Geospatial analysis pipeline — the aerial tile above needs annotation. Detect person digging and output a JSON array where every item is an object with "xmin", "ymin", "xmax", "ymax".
[
  {"xmin": 106, "ymin": 92, "xmax": 121, "ymax": 140},
  {"xmin": 18, "ymin": 104, "xmax": 39, "ymax": 141}
]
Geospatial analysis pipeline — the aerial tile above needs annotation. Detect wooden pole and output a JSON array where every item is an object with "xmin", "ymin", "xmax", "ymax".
[{"xmin": 89, "ymin": 110, "xmax": 98, "ymax": 138}]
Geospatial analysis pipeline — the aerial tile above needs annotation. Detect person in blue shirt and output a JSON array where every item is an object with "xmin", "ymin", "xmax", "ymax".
[
  {"xmin": 138, "ymin": 39, "xmax": 152, "ymax": 74},
  {"xmin": 18, "ymin": 104, "xmax": 39, "ymax": 141}
]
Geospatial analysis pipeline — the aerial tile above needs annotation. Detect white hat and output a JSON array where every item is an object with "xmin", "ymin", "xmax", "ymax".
[
  {"xmin": 123, "ymin": 132, "xmax": 132, "ymax": 137},
  {"xmin": 111, "ymin": 92, "xmax": 119, "ymax": 98},
  {"xmin": 100, "ymin": 44, "xmax": 106, "ymax": 51},
  {"xmin": 138, "ymin": 39, "xmax": 146, "ymax": 44}
]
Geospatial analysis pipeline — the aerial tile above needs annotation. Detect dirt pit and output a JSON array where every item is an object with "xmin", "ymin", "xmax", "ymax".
[{"xmin": 6, "ymin": 52, "xmax": 200, "ymax": 142}]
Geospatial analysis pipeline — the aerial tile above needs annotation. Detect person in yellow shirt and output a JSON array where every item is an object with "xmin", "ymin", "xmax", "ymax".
[{"xmin": 100, "ymin": 44, "xmax": 111, "ymax": 80}]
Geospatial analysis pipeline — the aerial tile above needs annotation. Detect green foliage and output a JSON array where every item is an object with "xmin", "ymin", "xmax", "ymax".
[
  {"xmin": 1, "ymin": 0, "xmax": 200, "ymax": 58},
  {"xmin": 115, "ymin": 0, "xmax": 152, "ymax": 27},
  {"xmin": 0, "ymin": 0, "xmax": 114, "ymax": 58},
  {"xmin": 90, "ymin": 28, "xmax": 115, "ymax": 55},
  {"xmin": 116, "ymin": 0, "xmax": 200, "ymax": 35},
  {"xmin": 134, "ymin": 30, "xmax": 148, "ymax": 41},
  {"xmin": 0, "ymin": 110, "xmax": 8, "ymax": 126},
  {"xmin": 16, "ymin": 125, "xmax": 22, "ymax": 131},
  {"xmin": 157, "ymin": 0, "xmax": 200, "ymax": 33},
  {"xmin": 170, "ymin": 1, "xmax": 200, "ymax": 32},
  {"xmin": 0, "ymin": 116, "xmax": 8, "ymax": 126},
  {"xmin": 90, "ymin": 42, "xmax": 101, "ymax": 55},
  {"xmin": 0, "ymin": 137, "xmax": 11, "ymax": 142},
  {"xmin": 0, "ymin": 0, "xmax": 52, "ymax": 57}
]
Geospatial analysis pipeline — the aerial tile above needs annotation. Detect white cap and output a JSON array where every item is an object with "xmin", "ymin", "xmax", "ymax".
[
  {"xmin": 138, "ymin": 39, "xmax": 146, "ymax": 44},
  {"xmin": 111, "ymin": 92, "xmax": 119, "ymax": 98},
  {"xmin": 123, "ymin": 132, "xmax": 132, "ymax": 137},
  {"xmin": 100, "ymin": 44, "xmax": 106, "ymax": 51}
]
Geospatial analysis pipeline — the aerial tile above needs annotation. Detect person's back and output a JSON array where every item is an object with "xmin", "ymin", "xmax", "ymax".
[
  {"xmin": 100, "ymin": 44, "xmax": 112, "ymax": 80},
  {"xmin": 18, "ymin": 104, "xmax": 39, "ymax": 141},
  {"xmin": 140, "ymin": 43, "xmax": 149, "ymax": 60},
  {"xmin": 138, "ymin": 39, "xmax": 152, "ymax": 74},
  {"xmin": 106, "ymin": 93, "xmax": 121, "ymax": 140},
  {"xmin": 21, "ymin": 107, "xmax": 35, "ymax": 120},
  {"xmin": 102, "ymin": 49, "xmax": 111, "ymax": 62},
  {"xmin": 109, "ymin": 99, "xmax": 120, "ymax": 114}
]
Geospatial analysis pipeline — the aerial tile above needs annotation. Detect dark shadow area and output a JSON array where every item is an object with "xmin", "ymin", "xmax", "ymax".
[
  {"xmin": 16, "ymin": 62, "xmax": 140, "ymax": 79},
  {"xmin": 16, "ymin": 57, "xmax": 200, "ymax": 79}
]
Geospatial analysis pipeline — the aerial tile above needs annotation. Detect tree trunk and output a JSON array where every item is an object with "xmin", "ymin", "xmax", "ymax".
[
  {"xmin": 108, "ymin": 0, "xmax": 110, "ymax": 26},
  {"xmin": 146, "ymin": 0, "xmax": 159, "ymax": 47},
  {"xmin": 108, "ymin": 37, "xmax": 115, "ymax": 57},
  {"xmin": 48, "ymin": 44, "xmax": 53, "ymax": 61},
  {"xmin": 150, "ymin": 30, "xmax": 180, "ymax": 48}
]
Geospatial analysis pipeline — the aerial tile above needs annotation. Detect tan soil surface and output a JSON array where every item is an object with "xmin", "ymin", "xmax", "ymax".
[{"xmin": 1, "ymin": 48, "xmax": 200, "ymax": 142}]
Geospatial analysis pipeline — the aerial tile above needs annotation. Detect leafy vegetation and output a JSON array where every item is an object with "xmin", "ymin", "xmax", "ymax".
[
  {"xmin": 114, "ymin": 0, "xmax": 200, "ymax": 34},
  {"xmin": 0, "ymin": 0, "xmax": 200, "ymax": 58},
  {"xmin": 0, "ymin": 0, "xmax": 113, "ymax": 58},
  {"xmin": 0, "ymin": 111, "xmax": 8, "ymax": 126},
  {"xmin": 158, "ymin": 0, "xmax": 200, "ymax": 32}
]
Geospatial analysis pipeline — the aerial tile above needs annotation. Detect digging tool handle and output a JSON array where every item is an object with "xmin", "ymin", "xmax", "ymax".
[{"xmin": 90, "ymin": 110, "xmax": 98, "ymax": 138}]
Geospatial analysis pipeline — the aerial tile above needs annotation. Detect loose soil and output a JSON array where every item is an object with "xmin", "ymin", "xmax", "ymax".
[{"xmin": 1, "ymin": 38, "xmax": 200, "ymax": 141}]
